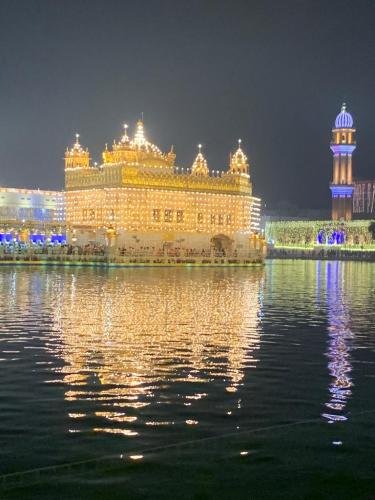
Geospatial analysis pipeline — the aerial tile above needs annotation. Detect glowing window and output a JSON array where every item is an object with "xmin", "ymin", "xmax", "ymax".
[
  {"xmin": 164, "ymin": 209, "xmax": 173, "ymax": 222},
  {"xmin": 177, "ymin": 210, "xmax": 184, "ymax": 223},
  {"xmin": 152, "ymin": 209, "xmax": 160, "ymax": 222}
]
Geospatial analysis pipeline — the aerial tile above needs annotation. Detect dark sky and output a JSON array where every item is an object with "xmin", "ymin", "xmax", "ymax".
[{"xmin": 0, "ymin": 0, "xmax": 374, "ymax": 209}]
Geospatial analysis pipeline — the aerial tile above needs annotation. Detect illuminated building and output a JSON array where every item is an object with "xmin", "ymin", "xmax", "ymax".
[
  {"xmin": 353, "ymin": 180, "xmax": 375, "ymax": 218},
  {"xmin": 330, "ymin": 103, "xmax": 356, "ymax": 221},
  {"xmin": 65, "ymin": 124, "xmax": 260, "ymax": 254},
  {"xmin": 330, "ymin": 104, "xmax": 375, "ymax": 220},
  {"xmin": 0, "ymin": 186, "xmax": 65, "ymax": 244}
]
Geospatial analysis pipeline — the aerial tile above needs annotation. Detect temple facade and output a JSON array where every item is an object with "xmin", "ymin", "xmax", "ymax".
[{"xmin": 64, "ymin": 121, "xmax": 260, "ymax": 256}]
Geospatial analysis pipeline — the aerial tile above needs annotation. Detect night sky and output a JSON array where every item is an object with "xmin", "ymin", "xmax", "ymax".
[{"xmin": 0, "ymin": 0, "xmax": 374, "ymax": 209}]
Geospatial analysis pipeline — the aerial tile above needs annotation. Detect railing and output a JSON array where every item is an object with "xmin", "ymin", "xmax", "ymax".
[{"xmin": 0, "ymin": 249, "xmax": 264, "ymax": 266}]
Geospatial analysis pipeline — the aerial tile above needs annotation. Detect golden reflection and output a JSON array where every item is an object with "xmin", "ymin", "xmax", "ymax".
[{"xmin": 51, "ymin": 268, "xmax": 263, "ymax": 432}]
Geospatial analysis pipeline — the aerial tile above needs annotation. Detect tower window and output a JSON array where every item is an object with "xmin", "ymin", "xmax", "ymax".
[
  {"xmin": 210, "ymin": 214, "xmax": 216, "ymax": 225},
  {"xmin": 341, "ymin": 133, "xmax": 346, "ymax": 143},
  {"xmin": 197, "ymin": 213, "xmax": 203, "ymax": 224}
]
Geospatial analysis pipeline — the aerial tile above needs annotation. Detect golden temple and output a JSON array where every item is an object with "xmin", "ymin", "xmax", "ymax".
[{"xmin": 65, "ymin": 120, "xmax": 263, "ymax": 259}]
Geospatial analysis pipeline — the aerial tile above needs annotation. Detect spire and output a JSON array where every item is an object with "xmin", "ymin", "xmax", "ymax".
[
  {"xmin": 65, "ymin": 133, "xmax": 90, "ymax": 169},
  {"xmin": 191, "ymin": 144, "xmax": 209, "ymax": 176},
  {"xmin": 229, "ymin": 139, "xmax": 249, "ymax": 175},
  {"xmin": 134, "ymin": 119, "xmax": 146, "ymax": 147},
  {"xmin": 121, "ymin": 123, "xmax": 129, "ymax": 143},
  {"xmin": 70, "ymin": 133, "xmax": 85, "ymax": 154}
]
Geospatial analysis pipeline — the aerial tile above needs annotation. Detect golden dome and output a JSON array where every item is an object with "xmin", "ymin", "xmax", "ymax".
[
  {"xmin": 229, "ymin": 139, "xmax": 249, "ymax": 175},
  {"xmin": 191, "ymin": 144, "xmax": 209, "ymax": 176},
  {"xmin": 103, "ymin": 120, "xmax": 175, "ymax": 168}
]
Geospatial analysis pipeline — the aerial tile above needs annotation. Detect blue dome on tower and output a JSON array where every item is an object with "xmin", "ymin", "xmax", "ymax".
[{"xmin": 335, "ymin": 103, "xmax": 353, "ymax": 128}]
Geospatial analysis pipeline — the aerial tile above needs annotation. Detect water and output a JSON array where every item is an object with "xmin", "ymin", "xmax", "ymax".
[{"xmin": 0, "ymin": 261, "xmax": 374, "ymax": 498}]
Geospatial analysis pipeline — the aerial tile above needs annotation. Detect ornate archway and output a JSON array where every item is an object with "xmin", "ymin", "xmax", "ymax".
[{"xmin": 211, "ymin": 234, "xmax": 233, "ymax": 256}]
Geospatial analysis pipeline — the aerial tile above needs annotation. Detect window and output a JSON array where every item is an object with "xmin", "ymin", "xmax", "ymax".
[
  {"xmin": 341, "ymin": 133, "xmax": 346, "ymax": 143},
  {"xmin": 164, "ymin": 209, "xmax": 173, "ymax": 222},
  {"xmin": 153, "ymin": 209, "xmax": 160, "ymax": 222},
  {"xmin": 226, "ymin": 214, "xmax": 232, "ymax": 225},
  {"xmin": 218, "ymin": 214, "xmax": 224, "ymax": 225},
  {"xmin": 197, "ymin": 213, "xmax": 204, "ymax": 224},
  {"xmin": 177, "ymin": 210, "xmax": 184, "ymax": 223},
  {"xmin": 82, "ymin": 209, "xmax": 87, "ymax": 220},
  {"xmin": 89, "ymin": 209, "xmax": 95, "ymax": 220},
  {"xmin": 210, "ymin": 214, "xmax": 216, "ymax": 225}
]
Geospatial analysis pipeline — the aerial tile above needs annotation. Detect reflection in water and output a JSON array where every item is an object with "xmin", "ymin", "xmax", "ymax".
[
  {"xmin": 322, "ymin": 261, "xmax": 353, "ymax": 423},
  {"xmin": 2, "ymin": 260, "xmax": 375, "ymax": 480},
  {"xmin": 51, "ymin": 269, "xmax": 263, "ymax": 434}
]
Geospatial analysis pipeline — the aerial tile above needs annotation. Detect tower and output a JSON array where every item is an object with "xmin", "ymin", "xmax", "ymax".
[
  {"xmin": 65, "ymin": 134, "xmax": 90, "ymax": 170},
  {"xmin": 330, "ymin": 103, "xmax": 356, "ymax": 220},
  {"xmin": 228, "ymin": 139, "xmax": 249, "ymax": 176},
  {"xmin": 191, "ymin": 144, "xmax": 209, "ymax": 176}
]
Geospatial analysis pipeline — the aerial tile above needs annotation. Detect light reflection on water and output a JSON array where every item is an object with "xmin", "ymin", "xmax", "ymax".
[
  {"xmin": 0, "ymin": 261, "xmax": 375, "ymax": 475},
  {"xmin": 323, "ymin": 261, "xmax": 353, "ymax": 423},
  {"xmin": 52, "ymin": 268, "xmax": 263, "ymax": 434}
]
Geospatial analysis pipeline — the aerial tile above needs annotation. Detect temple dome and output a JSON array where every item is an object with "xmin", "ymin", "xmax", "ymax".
[
  {"xmin": 102, "ymin": 120, "xmax": 175, "ymax": 168},
  {"xmin": 66, "ymin": 133, "xmax": 87, "ymax": 156},
  {"xmin": 335, "ymin": 103, "xmax": 353, "ymax": 128},
  {"xmin": 191, "ymin": 144, "xmax": 209, "ymax": 176},
  {"xmin": 229, "ymin": 140, "xmax": 249, "ymax": 175},
  {"xmin": 115, "ymin": 120, "xmax": 163, "ymax": 156},
  {"xmin": 65, "ymin": 133, "xmax": 90, "ymax": 169}
]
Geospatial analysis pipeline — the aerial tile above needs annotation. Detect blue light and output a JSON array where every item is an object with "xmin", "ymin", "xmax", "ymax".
[
  {"xmin": 334, "ymin": 103, "xmax": 353, "ymax": 128},
  {"xmin": 330, "ymin": 144, "xmax": 356, "ymax": 154},
  {"xmin": 0, "ymin": 233, "xmax": 13, "ymax": 244},
  {"xmin": 30, "ymin": 234, "xmax": 46, "ymax": 244},
  {"xmin": 330, "ymin": 185, "xmax": 354, "ymax": 197},
  {"xmin": 50, "ymin": 234, "xmax": 66, "ymax": 244},
  {"xmin": 317, "ymin": 229, "xmax": 345, "ymax": 245}
]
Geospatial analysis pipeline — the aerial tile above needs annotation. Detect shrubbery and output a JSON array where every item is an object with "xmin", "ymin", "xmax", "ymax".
[{"xmin": 266, "ymin": 220, "xmax": 375, "ymax": 247}]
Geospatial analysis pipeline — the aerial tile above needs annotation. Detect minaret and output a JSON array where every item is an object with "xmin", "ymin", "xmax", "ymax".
[
  {"xmin": 330, "ymin": 103, "xmax": 356, "ymax": 220},
  {"xmin": 65, "ymin": 133, "xmax": 90, "ymax": 170}
]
